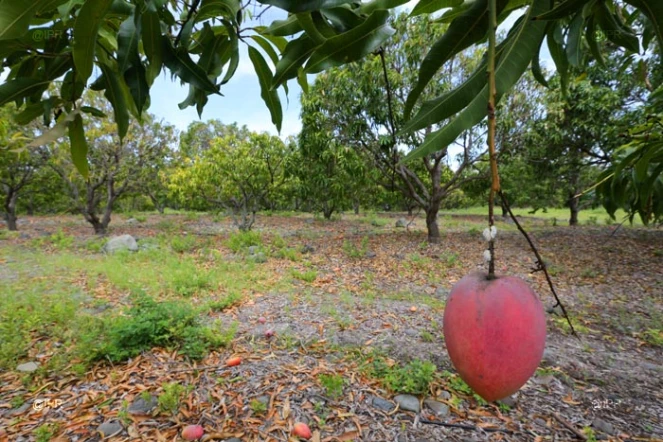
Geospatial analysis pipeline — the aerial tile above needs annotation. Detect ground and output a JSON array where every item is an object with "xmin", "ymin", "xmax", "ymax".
[{"xmin": 0, "ymin": 210, "xmax": 661, "ymax": 442}]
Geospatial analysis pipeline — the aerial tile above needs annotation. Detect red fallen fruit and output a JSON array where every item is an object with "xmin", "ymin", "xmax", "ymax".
[
  {"xmin": 265, "ymin": 329, "xmax": 275, "ymax": 339},
  {"xmin": 292, "ymin": 422, "xmax": 312, "ymax": 440},
  {"xmin": 181, "ymin": 424, "xmax": 204, "ymax": 441},
  {"xmin": 258, "ymin": 316, "xmax": 267, "ymax": 324},
  {"xmin": 443, "ymin": 271, "xmax": 546, "ymax": 402},
  {"xmin": 226, "ymin": 356, "xmax": 242, "ymax": 367}
]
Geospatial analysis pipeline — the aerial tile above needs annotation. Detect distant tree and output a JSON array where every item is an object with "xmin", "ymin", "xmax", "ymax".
[
  {"xmin": 171, "ymin": 127, "xmax": 290, "ymax": 230},
  {"xmin": 47, "ymin": 95, "xmax": 173, "ymax": 233},
  {"xmin": 0, "ymin": 107, "xmax": 47, "ymax": 230},
  {"xmin": 302, "ymin": 13, "xmax": 486, "ymax": 242}
]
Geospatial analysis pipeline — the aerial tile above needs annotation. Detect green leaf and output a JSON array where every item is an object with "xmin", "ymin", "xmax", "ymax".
[
  {"xmin": 623, "ymin": 0, "xmax": 663, "ymax": 51},
  {"xmin": 585, "ymin": 16, "xmax": 606, "ymax": 67},
  {"xmin": 297, "ymin": 67, "xmax": 309, "ymax": 94},
  {"xmin": 404, "ymin": 0, "xmax": 508, "ymax": 119},
  {"xmin": 595, "ymin": 2, "xmax": 640, "ymax": 53},
  {"xmin": 124, "ymin": 63, "xmax": 149, "ymax": 114},
  {"xmin": 69, "ymin": 113, "xmax": 90, "ymax": 179},
  {"xmin": 321, "ymin": 7, "xmax": 362, "ymax": 32},
  {"xmin": 565, "ymin": 12, "xmax": 584, "ymax": 66},
  {"xmin": 196, "ymin": 0, "xmax": 240, "ymax": 22},
  {"xmin": 117, "ymin": 14, "xmax": 140, "ymax": 73},
  {"xmin": 162, "ymin": 36, "xmax": 220, "ymax": 93},
  {"xmin": 533, "ymin": 0, "xmax": 590, "ymax": 20},
  {"xmin": 142, "ymin": 10, "xmax": 163, "ymax": 82},
  {"xmin": 220, "ymin": 23, "xmax": 239, "ymax": 84},
  {"xmin": 404, "ymin": 0, "xmax": 550, "ymax": 162},
  {"xmin": 273, "ymin": 34, "xmax": 316, "ymax": 88},
  {"xmin": 248, "ymin": 46, "xmax": 282, "ymax": 132},
  {"xmin": 547, "ymin": 23, "xmax": 568, "ymax": 93},
  {"xmin": 251, "ymin": 35, "xmax": 280, "ymax": 66},
  {"xmin": 258, "ymin": 0, "xmax": 353, "ymax": 13},
  {"xmin": 264, "ymin": 15, "xmax": 303, "ymax": 36},
  {"xmin": 80, "ymin": 106, "xmax": 107, "ymax": 118},
  {"xmin": 305, "ymin": 10, "xmax": 395, "ymax": 74},
  {"xmin": 99, "ymin": 63, "xmax": 130, "ymax": 139},
  {"xmin": 25, "ymin": 110, "xmax": 80, "ymax": 149},
  {"xmin": 0, "ymin": 0, "xmax": 50, "ymax": 40},
  {"xmin": 0, "ymin": 78, "xmax": 50, "ymax": 107},
  {"xmin": 359, "ymin": 0, "xmax": 409, "ymax": 14},
  {"xmin": 14, "ymin": 102, "xmax": 46, "ymax": 125},
  {"xmin": 531, "ymin": 34, "xmax": 549, "ymax": 86},
  {"xmin": 296, "ymin": 13, "xmax": 328, "ymax": 44},
  {"xmin": 410, "ymin": 0, "xmax": 463, "ymax": 16},
  {"xmin": 73, "ymin": 0, "xmax": 113, "ymax": 83},
  {"xmin": 200, "ymin": 32, "xmax": 232, "ymax": 77}
]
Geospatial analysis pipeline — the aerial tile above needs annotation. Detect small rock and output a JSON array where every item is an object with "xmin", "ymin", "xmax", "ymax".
[
  {"xmin": 103, "ymin": 234, "xmax": 138, "ymax": 254},
  {"xmin": 371, "ymin": 396, "xmax": 395, "ymax": 412},
  {"xmin": 98, "ymin": 421, "xmax": 123, "ymax": 437},
  {"xmin": 534, "ymin": 418, "xmax": 547, "ymax": 427},
  {"xmin": 434, "ymin": 286, "xmax": 449, "ymax": 298},
  {"xmin": 126, "ymin": 218, "xmax": 139, "ymax": 224},
  {"xmin": 498, "ymin": 395, "xmax": 517, "ymax": 408},
  {"xmin": 394, "ymin": 394, "xmax": 420, "ymax": 413},
  {"xmin": 365, "ymin": 251, "xmax": 377, "ymax": 258},
  {"xmin": 542, "ymin": 348, "xmax": 555, "ymax": 366},
  {"xmin": 424, "ymin": 398, "xmax": 450, "ymax": 417},
  {"xmin": 404, "ymin": 329, "xmax": 419, "ymax": 337},
  {"xmin": 252, "ymin": 252, "xmax": 267, "ymax": 263},
  {"xmin": 128, "ymin": 395, "xmax": 158, "ymax": 415},
  {"xmin": 535, "ymin": 374, "xmax": 555, "ymax": 385},
  {"xmin": 255, "ymin": 395, "xmax": 270, "ymax": 406},
  {"xmin": 592, "ymin": 418, "xmax": 615, "ymax": 435},
  {"xmin": 225, "ymin": 439, "xmax": 242, "ymax": 442},
  {"xmin": 395, "ymin": 218, "xmax": 407, "ymax": 228},
  {"xmin": 248, "ymin": 246, "xmax": 258, "ymax": 255},
  {"xmin": 16, "ymin": 362, "xmax": 39, "ymax": 373},
  {"xmin": 305, "ymin": 219, "xmax": 314, "ymax": 224},
  {"xmin": 440, "ymin": 391, "xmax": 452, "ymax": 400},
  {"xmin": 301, "ymin": 244, "xmax": 315, "ymax": 254}
]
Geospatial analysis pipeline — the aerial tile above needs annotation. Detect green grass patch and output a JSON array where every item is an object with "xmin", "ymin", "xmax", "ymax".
[
  {"xmin": 291, "ymin": 269, "xmax": 317, "ymax": 283},
  {"xmin": 226, "ymin": 230, "xmax": 263, "ymax": 253}
]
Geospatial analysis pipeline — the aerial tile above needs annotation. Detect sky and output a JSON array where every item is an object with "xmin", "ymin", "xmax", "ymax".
[{"xmin": 147, "ymin": 1, "xmax": 553, "ymax": 140}]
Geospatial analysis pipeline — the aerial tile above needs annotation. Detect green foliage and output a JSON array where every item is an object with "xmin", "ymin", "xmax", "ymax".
[
  {"xmin": 342, "ymin": 236, "xmax": 369, "ymax": 258},
  {"xmin": 319, "ymin": 373, "xmax": 345, "ymax": 399},
  {"xmin": 205, "ymin": 293, "xmax": 242, "ymax": 312},
  {"xmin": 169, "ymin": 263, "xmax": 214, "ymax": 297},
  {"xmin": 384, "ymin": 359, "xmax": 437, "ymax": 395},
  {"xmin": 158, "ymin": 382, "xmax": 187, "ymax": 414},
  {"xmin": 226, "ymin": 230, "xmax": 263, "ymax": 253},
  {"xmin": 32, "ymin": 230, "xmax": 75, "ymax": 250},
  {"xmin": 80, "ymin": 293, "xmax": 228, "ymax": 362},
  {"xmin": 291, "ymin": 269, "xmax": 317, "ymax": 283},
  {"xmin": 249, "ymin": 398, "xmax": 268, "ymax": 414},
  {"xmin": 441, "ymin": 370, "xmax": 472, "ymax": 395},
  {"xmin": 640, "ymin": 329, "xmax": 663, "ymax": 347},
  {"xmin": 170, "ymin": 235, "xmax": 199, "ymax": 253},
  {"xmin": 34, "ymin": 423, "xmax": 59, "ymax": 442}
]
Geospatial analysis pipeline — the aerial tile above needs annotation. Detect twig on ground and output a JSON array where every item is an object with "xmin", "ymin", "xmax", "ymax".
[{"xmin": 553, "ymin": 413, "xmax": 588, "ymax": 440}]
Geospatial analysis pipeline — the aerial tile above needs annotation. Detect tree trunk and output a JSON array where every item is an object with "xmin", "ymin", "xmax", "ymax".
[
  {"xmin": 4, "ymin": 191, "xmax": 19, "ymax": 231},
  {"xmin": 501, "ymin": 200, "xmax": 508, "ymax": 218},
  {"xmin": 27, "ymin": 194, "xmax": 34, "ymax": 216},
  {"xmin": 322, "ymin": 201, "xmax": 334, "ymax": 220},
  {"xmin": 425, "ymin": 202, "xmax": 441, "ymax": 243},
  {"xmin": 353, "ymin": 200, "xmax": 360, "ymax": 215},
  {"xmin": 568, "ymin": 191, "xmax": 579, "ymax": 226}
]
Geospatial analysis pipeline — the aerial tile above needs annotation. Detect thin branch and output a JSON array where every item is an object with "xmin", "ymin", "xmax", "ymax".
[
  {"xmin": 498, "ymin": 190, "xmax": 578, "ymax": 338},
  {"xmin": 419, "ymin": 419, "xmax": 514, "ymax": 434}
]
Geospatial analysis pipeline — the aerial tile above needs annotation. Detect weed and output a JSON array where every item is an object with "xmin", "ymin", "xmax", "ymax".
[
  {"xmin": 0, "ymin": 230, "xmax": 20, "ymax": 240},
  {"xmin": 441, "ymin": 370, "xmax": 472, "ymax": 395},
  {"xmin": 383, "ymin": 360, "xmax": 437, "ymax": 395},
  {"xmin": 134, "ymin": 214, "xmax": 147, "ymax": 223},
  {"xmin": 467, "ymin": 226, "xmax": 480, "ymax": 235},
  {"xmin": 158, "ymin": 382, "xmax": 186, "ymax": 414},
  {"xmin": 640, "ymin": 329, "xmax": 663, "ymax": 347},
  {"xmin": 552, "ymin": 317, "xmax": 590, "ymax": 335},
  {"xmin": 10, "ymin": 395, "xmax": 25, "ymax": 408},
  {"xmin": 342, "ymin": 236, "xmax": 369, "ymax": 258},
  {"xmin": 420, "ymin": 331, "xmax": 435, "ymax": 343},
  {"xmin": 586, "ymin": 216, "xmax": 599, "ymax": 226},
  {"xmin": 275, "ymin": 247, "xmax": 299, "ymax": 261},
  {"xmin": 205, "ymin": 293, "xmax": 242, "ymax": 312},
  {"xmin": 250, "ymin": 399, "xmax": 268, "ymax": 414},
  {"xmin": 441, "ymin": 251, "xmax": 459, "ymax": 267},
  {"xmin": 226, "ymin": 230, "xmax": 262, "ymax": 252},
  {"xmin": 170, "ymin": 235, "xmax": 198, "ymax": 253},
  {"xmin": 34, "ymin": 423, "xmax": 59, "ymax": 442},
  {"xmin": 583, "ymin": 426, "xmax": 597, "ymax": 442},
  {"xmin": 32, "ymin": 230, "xmax": 74, "ymax": 250},
  {"xmin": 156, "ymin": 219, "xmax": 179, "ymax": 232},
  {"xmin": 319, "ymin": 373, "xmax": 345, "ymax": 399},
  {"xmin": 654, "ymin": 249, "xmax": 663, "ymax": 257},
  {"xmin": 291, "ymin": 269, "xmax": 317, "ymax": 283},
  {"xmin": 185, "ymin": 212, "xmax": 201, "ymax": 222},
  {"xmin": 580, "ymin": 268, "xmax": 598, "ymax": 278},
  {"xmin": 170, "ymin": 263, "xmax": 214, "ymax": 297}
]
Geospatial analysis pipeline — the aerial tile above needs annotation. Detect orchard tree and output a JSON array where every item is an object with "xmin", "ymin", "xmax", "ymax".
[
  {"xmin": 135, "ymin": 120, "xmax": 177, "ymax": 213},
  {"xmin": 302, "ymin": 13, "xmax": 486, "ymax": 242},
  {"xmin": 171, "ymin": 127, "xmax": 290, "ymax": 230},
  {"xmin": 48, "ymin": 95, "xmax": 174, "ymax": 234},
  {"xmin": 0, "ymin": 106, "xmax": 49, "ymax": 230},
  {"xmin": 0, "ymin": 0, "xmax": 660, "ymax": 221}
]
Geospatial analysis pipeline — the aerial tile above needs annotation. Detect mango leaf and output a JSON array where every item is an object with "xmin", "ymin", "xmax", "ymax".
[
  {"xmin": 296, "ymin": 12, "xmax": 328, "ymax": 44},
  {"xmin": 196, "ymin": 0, "xmax": 240, "ymax": 22},
  {"xmin": 80, "ymin": 106, "xmax": 107, "ymax": 118},
  {"xmin": 69, "ymin": 113, "xmax": 90, "ymax": 179},
  {"xmin": 565, "ymin": 12, "xmax": 584, "ymax": 66},
  {"xmin": 248, "ymin": 46, "xmax": 282, "ymax": 133},
  {"xmin": 73, "ymin": 0, "xmax": 113, "ymax": 83},
  {"xmin": 0, "ymin": 0, "xmax": 50, "ymax": 40},
  {"xmin": 533, "ymin": 0, "xmax": 590, "ymax": 20},
  {"xmin": 99, "ymin": 63, "xmax": 130, "ymax": 139},
  {"xmin": 547, "ymin": 22, "xmax": 568, "ymax": 92},
  {"xmin": 297, "ymin": 67, "xmax": 309, "ymax": 94},
  {"xmin": 305, "ymin": 10, "xmax": 395, "ymax": 73},
  {"xmin": 404, "ymin": 0, "xmax": 508, "ymax": 119},
  {"xmin": 251, "ymin": 35, "xmax": 280, "ymax": 66},
  {"xmin": 273, "ymin": 34, "xmax": 316, "ymax": 88},
  {"xmin": 141, "ymin": 10, "xmax": 163, "ymax": 81},
  {"xmin": 401, "ymin": 41, "xmax": 509, "ymax": 133},
  {"xmin": 585, "ymin": 16, "xmax": 605, "ymax": 67},
  {"xmin": 220, "ymin": 22, "xmax": 239, "ymax": 84},
  {"xmin": 257, "ymin": 0, "xmax": 353, "ymax": 13},
  {"xmin": 14, "ymin": 102, "xmax": 46, "ymax": 125},
  {"xmin": 624, "ymin": 0, "xmax": 663, "ymax": 51},
  {"xmin": 404, "ymin": 0, "xmax": 550, "ymax": 162},
  {"xmin": 359, "ymin": 0, "xmax": 409, "ymax": 14},
  {"xmin": 595, "ymin": 1, "xmax": 640, "ymax": 53},
  {"xmin": 124, "ymin": 63, "xmax": 149, "ymax": 114},
  {"xmin": 162, "ymin": 36, "xmax": 220, "ymax": 93},
  {"xmin": 410, "ymin": 0, "xmax": 463, "ymax": 16},
  {"xmin": 200, "ymin": 32, "xmax": 232, "ymax": 77},
  {"xmin": 264, "ymin": 15, "xmax": 303, "ymax": 36},
  {"xmin": 321, "ymin": 7, "xmax": 362, "ymax": 32},
  {"xmin": 0, "ymin": 78, "xmax": 50, "ymax": 107},
  {"xmin": 117, "ymin": 14, "xmax": 140, "ymax": 73},
  {"xmin": 25, "ymin": 109, "xmax": 80, "ymax": 149}
]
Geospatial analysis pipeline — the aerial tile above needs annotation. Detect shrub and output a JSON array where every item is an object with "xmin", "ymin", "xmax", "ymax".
[
  {"xmin": 226, "ymin": 230, "xmax": 262, "ymax": 252},
  {"xmin": 170, "ymin": 235, "xmax": 198, "ymax": 253}
]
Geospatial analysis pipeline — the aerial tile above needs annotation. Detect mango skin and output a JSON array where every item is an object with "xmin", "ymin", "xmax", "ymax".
[{"xmin": 443, "ymin": 272, "xmax": 546, "ymax": 402}]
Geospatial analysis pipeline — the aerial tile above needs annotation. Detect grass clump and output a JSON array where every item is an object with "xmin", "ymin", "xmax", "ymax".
[
  {"xmin": 80, "ymin": 293, "xmax": 231, "ymax": 363},
  {"xmin": 170, "ymin": 235, "xmax": 198, "ymax": 253},
  {"xmin": 342, "ymin": 236, "xmax": 369, "ymax": 258},
  {"xmin": 291, "ymin": 269, "xmax": 317, "ymax": 283},
  {"xmin": 362, "ymin": 353, "xmax": 436, "ymax": 395},
  {"xmin": 319, "ymin": 373, "xmax": 345, "ymax": 399},
  {"xmin": 226, "ymin": 230, "xmax": 262, "ymax": 252},
  {"xmin": 158, "ymin": 382, "xmax": 188, "ymax": 414}
]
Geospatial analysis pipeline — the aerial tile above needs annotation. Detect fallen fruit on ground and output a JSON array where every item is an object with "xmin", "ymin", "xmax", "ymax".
[
  {"xmin": 258, "ymin": 316, "xmax": 266, "ymax": 324},
  {"xmin": 265, "ymin": 329, "xmax": 275, "ymax": 339},
  {"xmin": 181, "ymin": 424, "xmax": 204, "ymax": 441},
  {"xmin": 443, "ymin": 271, "xmax": 546, "ymax": 401},
  {"xmin": 292, "ymin": 422, "xmax": 312, "ymax": 439},
  {"xmin": 226, "ymin": 356, "xmax": 242, "ymax": 367}
]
